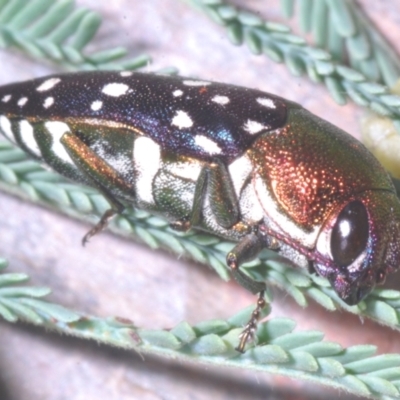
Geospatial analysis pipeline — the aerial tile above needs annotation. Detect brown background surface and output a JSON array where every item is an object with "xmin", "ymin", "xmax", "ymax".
[{"xmin": 1, "ymin": 1, "xmax": 400, "ymax": 399}]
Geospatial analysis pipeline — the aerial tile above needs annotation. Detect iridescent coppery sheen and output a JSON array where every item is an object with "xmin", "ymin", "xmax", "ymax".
[
  {"xmin": 250, "ymin": 105, "xmax": 400, "ymax": 304},
  {"xmin": 1, "ymin": 71, "xmax": 399, "ymax": 350}
]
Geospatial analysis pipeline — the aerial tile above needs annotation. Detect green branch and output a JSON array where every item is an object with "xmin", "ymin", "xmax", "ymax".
[
  {"xmin": 185, "ymin": 0, "xmax": 400, "ymax": 128},
  {"xmin": 0, "ymin": 0, "xmax": 150, "ymax": 70},
  {"xmin": 1, "ymin": 258, "xmax": 400, "ymax": 398},
  {"xmin": 281, "ymin": 0, "xmax": 400, "ymax": 86}
]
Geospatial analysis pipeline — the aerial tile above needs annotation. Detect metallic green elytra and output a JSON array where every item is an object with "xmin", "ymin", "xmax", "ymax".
[{"xmin": 1, "ymin": 71, "xmax": 400, "ymax": 351}]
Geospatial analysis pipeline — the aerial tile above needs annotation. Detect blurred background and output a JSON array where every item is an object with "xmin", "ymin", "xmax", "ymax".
[{"xmin": 1, "ymin": 1, "xmax": 400, "ymax": 399}]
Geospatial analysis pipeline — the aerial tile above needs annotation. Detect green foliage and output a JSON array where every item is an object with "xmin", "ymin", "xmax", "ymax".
[
  {"xmin": 0, "ymin": 259, "xmax": 79, "ymax": 323},
  {"xmin": 281, "ymin": 0, "xmax": 400, "ymax": 86},
  {"xmin": 0, "ymin": 0, "xmax": 150, "ymax": 70},
  {"xmin": 1, "ymin": 257, "xmax": 400, "ymax": 398},
  {"xmin": 187, "ymin": 0, "xmax": 400, "ymax": 126}
]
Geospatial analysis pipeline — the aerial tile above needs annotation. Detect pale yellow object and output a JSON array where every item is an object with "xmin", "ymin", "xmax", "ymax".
[
  {"xmin": 361, "ymin": 115, "xmax": 400, "ymax": 179},
  {"xmin": 361, "ymin": 80, "xmax": 400, "ymax": 179}
]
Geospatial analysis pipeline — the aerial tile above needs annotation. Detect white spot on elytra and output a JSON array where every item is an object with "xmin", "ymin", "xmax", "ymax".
[
  {"xmin": 18, "ymin": 97, "xmax": 28, "ymax": 107},
  {"xmin": 172, "ymin": 110, "xmax": 193, "ymax": 129},
  {"xmin": 173, "ymin": 89, "xmax": 183, "ymax": 97},
  {"xmin": 228, "ymin": 154, "xmax": 253, "ymax": 197},
  {"xmin": 120, "ymin": 71, "xmax": 133, "ymax": 77},
  {"xmin": 20, "ymin": 120, "xmax": 41, "ymax": 157},
  {"xmin": 44, "ymin": 121, "xmax": 74, "ymax": 164},
  {"xmin": 183, "ymin": 80, "xmax": 211, "ymax": 87},
  {"xmin": 2, "ymin": 94, "xmax": 11, "ymax": 103},
  {"xmin": 212, "ymin": 95, "xmax": 230, "ymax": 105},
  {"xmin": 0, "ymin": 115, "xmax": 16, "ymax": 143},
  {"xmin": 43, "ymin": 97, "xmax": 54, "ymax": 109},
  {"xmin": 243, "ymin": 119, "xmax": 265, "ymax": 135},
  {"xmin": 194, "ymin": 135, "xmax": 221, "ymax": 155},
  {"xmin": 102, "ymin": 82, "xmax": 129, "ymax": 97},
  {"xmin": 134, "ymin": 136, "xmax": 161, "ymax": 204},
  {"xmin": 91, "ymin": 100, "xmax": 103, "ymax": 111},
  {"xmin": 36, "ymin": 78, "xmax": 61, "ymax": 92},
  {"xmin": 257, "ymin": 97, "xmax": 276, "ymax": 109}
]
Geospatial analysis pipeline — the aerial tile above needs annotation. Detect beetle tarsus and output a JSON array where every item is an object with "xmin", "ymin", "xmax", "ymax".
[
  {"xmin": 226, "ymin": 237, "xmax": 268, "ymax": 352},
  {"xmin": 82, "ymin": 208, "xmax": 117, "ymax": 246},
  {"xmin": 236, "ymin": 291, "xmax": 266, "ymax": 353}
]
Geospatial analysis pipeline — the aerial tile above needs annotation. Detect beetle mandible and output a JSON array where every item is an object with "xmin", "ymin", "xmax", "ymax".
[{"xmin": 0, "ymin": 71, "xmax": 399, "ymax": 351}]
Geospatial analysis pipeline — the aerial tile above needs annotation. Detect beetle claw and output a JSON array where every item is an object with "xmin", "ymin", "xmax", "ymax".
[
  {"xmin": 236, "ymin": 291, "xmax": 266, "ymax": 353},
  {"xmin": 82, "ymin": 208, "xmax": 117, "ymax": 246}
]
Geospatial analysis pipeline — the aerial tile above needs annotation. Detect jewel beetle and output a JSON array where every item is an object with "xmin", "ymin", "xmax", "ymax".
[{"xmin": 1, "ymin": 71, "xmax": 400, "ymax": 351}]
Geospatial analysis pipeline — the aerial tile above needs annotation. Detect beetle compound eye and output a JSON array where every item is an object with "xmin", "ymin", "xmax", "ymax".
[{"xmin": 331, "ymin": 201, "xmax": 369, "ymax": 268}]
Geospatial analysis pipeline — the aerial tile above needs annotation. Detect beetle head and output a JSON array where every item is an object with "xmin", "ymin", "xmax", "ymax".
[
  {"xmin": 314, "ymin": 190, "xmax": 400, "ymax": 305},
  {"xmin": 251, "ymin": 106, "xmax": 400, "ymax": 305}
]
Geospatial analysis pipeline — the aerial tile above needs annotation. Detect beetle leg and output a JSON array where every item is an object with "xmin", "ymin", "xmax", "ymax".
[
  {"xmin": 60, "ymin": 132, "xmax": 134, "ymax": 244},
  {"xmin": 227, "ymin": 233, "xmax": 266, "ymax": 294},
  {"xmin": 208, "ymin": 160, "xmax": 240, "ymax": 228},
  {"xmin": 237, "ymin": 291, "xmax": 266, "ymax": 352},
  {"xmin": 81, "ymin": 207, "xmax": 121, "ymax": 246},
  {"xmin": 226, "ymin": 232, "xmax": 267, "ymax": 352},
  {"xmin": 186, "ymin": 162, "xmax": 207, "ymax": 228},
  {"xmin": 190, "ymin": 161, "xmax": 239, "ymax": 229},
  {"xmin": 166, "ymin": 168, "xmax": 207, "ymax": 232}
]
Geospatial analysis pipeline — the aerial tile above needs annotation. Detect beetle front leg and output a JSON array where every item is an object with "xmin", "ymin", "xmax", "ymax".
[
  {"xmin": 227, "ymin": 233, "xmax": 265, "ymax": 294},
  {"xmin": 190, "ymin": 160, "xmax": 240, "ymax": 228},
  {"xmin": 169, "ymin": 160, "xmax": 240, "ymax": 232},
  {"xmin": 226, "ymin": 232, "xmax": 269, "ymax": 352},
  {"xmin": 60, "ymin": 132, "xmax": 134, "ymax": 244}
]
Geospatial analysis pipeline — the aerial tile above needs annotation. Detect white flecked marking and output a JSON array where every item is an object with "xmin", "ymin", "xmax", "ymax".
[
  {"xmin": 239, "ymin": 181, "xmax": 264, "ymax": 223},
  {"xmin": 183, "ymin": 80, "xmax": 211, "ymax": 87},
  {"xmin": 120, "ymin": 71, "xmax": 133, "ymax": 77},
  {"xmin": 228, "ymin": 154, "xmax": 253, "ymax": 197},
  {"xmin": 44, "ymin": 121, "xmax": 74, "ymax": 164},
  {"xmin": 254, "ymin": 174, "xmax": 319, "ymax": 248},
  {"xmin": 166, "ymin": 160, "xmax": 203, "ymax": 181},
  {"xmin": 257, "ymin": 97, "xmax": 276, "ymax": 108},
  {"xmin": 194, "ymin": 135, "xmax": 221, "ymax": 155},
  {"xmin": 20, "ymin": 120, "xmax": 41, "ymax": 156},
  {"xmin": 2, "ymin": 94, "xmax": 11, "ymax": 103},
  {"xmin": 172, "ymin": 110, "xmax": 193, "ymax": 129},
  {"xmin": 212, "ymin": 95, "xmax": 230, "ymax": 105},
  {"xmin": 0, "ymin": 115, "xmax": 16, "ymax": 143},
  {"xmin": 91, "ymin": 141, "xmax": 131, "ymax": 173},
  {"xmin": 43, "ymin": 97, "xmax": 54, "ymax": 109},
  {"xmin": 18, "ymin": 97, "xmax": 28, "ymax": 107},
  {"xmin": 36, "ymin": 78, "xmax": 61, "ymax": 92},
  {"xmin": 102, "ymin": 82, "xmax": 129, "ymax": 97},
  {"xmin": 173, "ymin": 89, "xmax": 183, "ymax": 97},
  {"xmin": 91, "ymin": 100, "xmax": 103, "ymax": 111},
  {"xmin": 134, "ymin": 136, "xmax": 161, "ymax": 204},
  {"xmin": 243, "ymin": 119, "xmax": 265, "ymax": 135}
]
